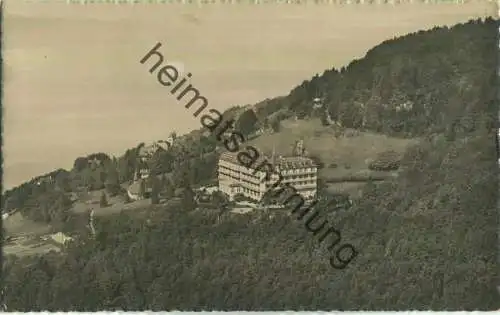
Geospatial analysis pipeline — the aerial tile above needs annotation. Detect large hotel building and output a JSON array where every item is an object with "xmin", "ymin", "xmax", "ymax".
[{"xmin": 218, "ymin": 150, "xmax": 318, "ymax": 202}]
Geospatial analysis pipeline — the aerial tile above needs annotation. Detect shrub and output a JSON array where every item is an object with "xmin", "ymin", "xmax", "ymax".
[
  {"xmin": 123, "ymin": 193, "xmax": 132, "ymax": 204},
  {"xmin": 271, "ymin": 119, "xmax": 281, "ymax": 132},
  {"xmin": 99, "ymin": 192, "xmax": 108, "ymax": 208},
  {"xmin": 233, "ymin": 193, "xmax": 250, "ymax": 203},
  {"xmin": 368, "ymin": 150, "xmax": 401, "ymax": 171}
]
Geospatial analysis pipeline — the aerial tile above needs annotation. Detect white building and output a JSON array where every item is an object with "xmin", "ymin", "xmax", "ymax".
[
  {"xmin": 137, "ymin": 168, "xmax": 150, "ymax": 180},
  {"xmin": 218, "ymin": 151, "xmax": 317, "ymax": 202},
  {"xmin": 273, "ymin": 156, "xmax": 318, "ymax": 200},
  {"xmin": 218, "ymin": 152, "xmax": 268, "ymax": 201}
]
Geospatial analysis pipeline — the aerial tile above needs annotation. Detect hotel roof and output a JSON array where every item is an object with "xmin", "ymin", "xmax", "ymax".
[
  {"xmin": 275, "ymin": 156, "xmax": 317, "ymax": 169},
  {"xmin": 219, "ymin": 151, "xmax": 316, "ymax": 170},
  {"xmin": 219, "ymin": 150, "xmax": 270, "ymax": 168}
]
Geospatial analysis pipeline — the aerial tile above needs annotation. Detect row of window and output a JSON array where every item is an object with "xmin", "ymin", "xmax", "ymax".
[
  {"xmin": 219, "ymin": 174, "xmax": 262, "ymax": 190},
  {"xmin": 282, "ymin": 175, "xmax": 317, "ymax": 181},
  {"xmin": 220, "ymin": 171, "xmax": 316, "ymax": 187},
  {"xmin": 234, "ymin": 174, "xmax": 261, "ymax": 184},
  {"xmin": 218, "ymin": 172, "xmax": 261, "ymax": 186},
  {"xmin": 238, "ymin": 189, "xmax": 262, "ymax": 197},
  {"xmin": 232, "ymin": 186, "xmax": 262, "ymax": 196},
  {"xmin": 281, "ymin": 168, "xmax": 317, "ymax": 175},
  {"xmin": 218, "ymin": 167, "xmax": 261, "ymax": 180},
  {"xmin": 219, "ymin": 168, "xmax": 316, "ymax": 183},
  {"xmin": 282, "ymin": 180, "xmax": 316, "ymax": 186},
  {"xmin": 219, "ymin": 163, "xmax": 317, "ymax": 178},
  {"xmin": 218, "ymin": 163, "xmax": 257, "ymax": 177}
]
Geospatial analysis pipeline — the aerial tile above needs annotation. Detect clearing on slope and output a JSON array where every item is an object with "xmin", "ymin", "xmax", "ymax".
[{"xmin": 248, "ymin": 118, "xmax": 418, "ymax": 196}]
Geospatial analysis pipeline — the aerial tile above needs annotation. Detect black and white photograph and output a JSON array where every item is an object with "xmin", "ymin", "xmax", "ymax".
[{"xmin": 1, "ymin": 0, "xmax": 498, "ymax": 311}]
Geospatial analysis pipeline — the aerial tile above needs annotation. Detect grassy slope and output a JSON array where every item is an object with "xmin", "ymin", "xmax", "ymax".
[
  {"xmin": 3, "ymin": 212, "xmax": 52, "ymax": 237},
  {"xmin": 249, "ymin": 118, "xmax": 416, "ymax": 167},
  {"xmin": 249, "ymin": 118, "xmax": 417, "ymax": 196}
]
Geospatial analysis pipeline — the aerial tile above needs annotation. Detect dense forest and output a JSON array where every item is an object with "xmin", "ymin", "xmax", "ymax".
[
  {"xmin": 255, "ymin": 19, "xmax": 497, "ymax": 138},
  {"xmin": 2, "ymin": 18, "xmax": 499, "ymax": 310}
]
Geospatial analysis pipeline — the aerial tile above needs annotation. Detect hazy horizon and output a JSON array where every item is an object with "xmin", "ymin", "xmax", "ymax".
[{"xmin": 3, "ymin": 1, "xmax": 495, "ymax": 190}]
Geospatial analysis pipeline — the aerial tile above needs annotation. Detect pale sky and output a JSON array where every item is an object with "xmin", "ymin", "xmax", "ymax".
[{"xmin": 3, "ymin": 0, "xmax": 496, "ymax": 189}]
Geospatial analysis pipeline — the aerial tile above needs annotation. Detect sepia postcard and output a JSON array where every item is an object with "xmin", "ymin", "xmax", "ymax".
[{"xmin": 1, "ymin": 0, "xmax": 499, "ymax": 311}]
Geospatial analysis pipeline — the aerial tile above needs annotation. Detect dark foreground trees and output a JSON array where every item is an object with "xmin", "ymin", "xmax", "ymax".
[
  {"xmin": 3, "ymin": 130, "xmax": 498, "ymax": 310},
  {"xmin": 3, "ymin": 122, "xmax": 498, "ymax": 310}
]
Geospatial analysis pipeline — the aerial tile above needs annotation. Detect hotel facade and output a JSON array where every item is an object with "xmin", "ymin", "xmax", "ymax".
[{"xmin": 218, "ymin": 151, "xmax": 318, "ymax": 202}]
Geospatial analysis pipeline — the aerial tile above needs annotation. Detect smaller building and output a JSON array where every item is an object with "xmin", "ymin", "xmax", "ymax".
[
  {"xmin": 50, "ymin": 232, "xmax": 73, "ymax": 246},
  {"xmin": 135, "ymin": 141, "xmax": 171, "ymax": 181},
  {"xmin": 138, "ymin": 141, "xmax": 169, "ymax": 161},
  {"xmin": 127, "ymin": 179, "xmax": 152, "ymax": 201},
  {"xmin": 137, "ymin": 168, "xmax": 150, "ymax": 180},
  {"xmin": 195, "ymin": 185, "xmax": 219, "ymax": 195},
  {"xmin": 312, "ymin": 97, "xmax": 323, "ymax": 109},
  {"xmin": 127, "ymin": 182, "xmax": 141, "ymax": 201}
]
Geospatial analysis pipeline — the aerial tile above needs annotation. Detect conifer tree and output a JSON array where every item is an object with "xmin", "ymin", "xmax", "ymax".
[
  {"xmin": 181, "ymin": 186, "xmax": 196, "ymax": 211},
  {"xmin": 139, "ymin": 179, "xmax": 146, "ymax": 199},
  {"xmin": 99, "ymin": 192, "xmax": 108, "ymax": 208},
  {"xmin": 164, "ymin": 179, "xmax": 175, "ymax": 199},
  {"xmin": 151, "ymin": 177, "xmax": 160, "ymax": 205}
]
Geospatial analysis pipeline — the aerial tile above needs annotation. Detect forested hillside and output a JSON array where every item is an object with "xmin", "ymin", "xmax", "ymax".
[
  {"xmin": 2, "ymin": 18, "xmax": 498, "ymax": 310},
  {"xmin": 256, "ymin": 18, "xmax": 497, "ymax": 138}
]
